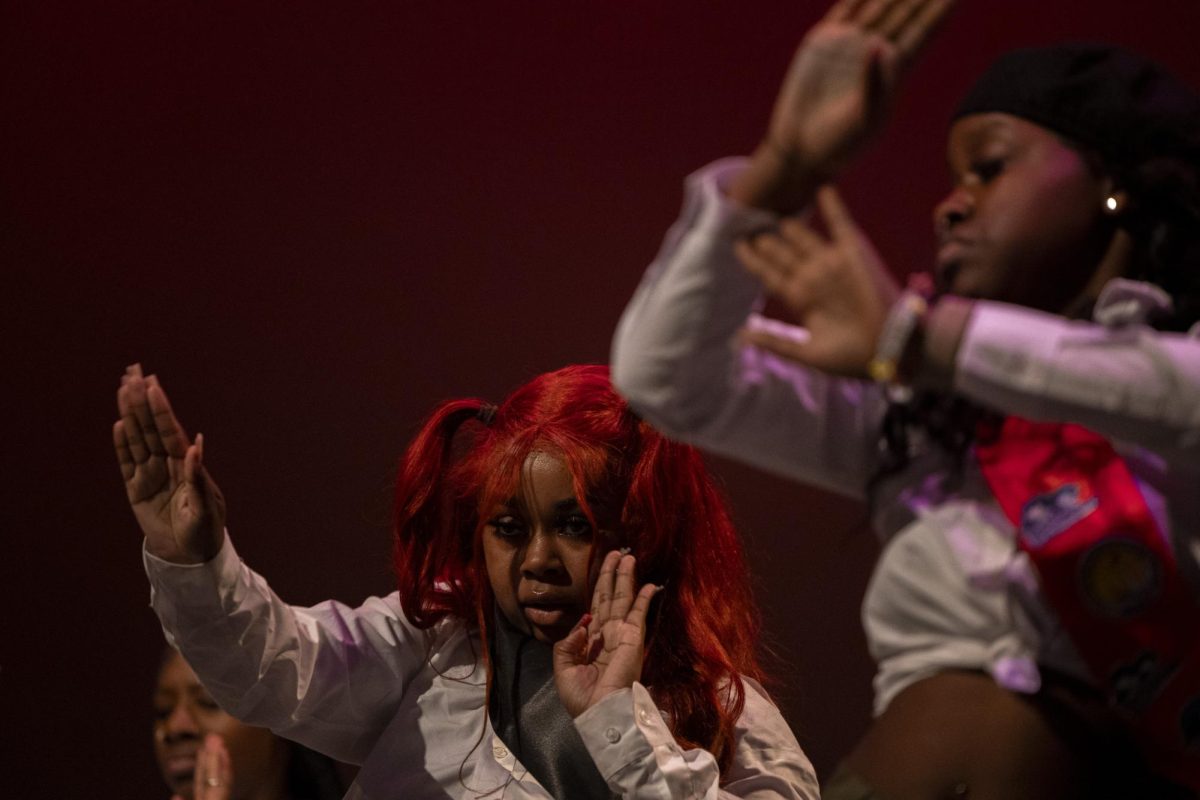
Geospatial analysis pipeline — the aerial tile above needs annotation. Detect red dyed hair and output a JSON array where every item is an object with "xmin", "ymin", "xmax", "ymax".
[{"xmin": 393, "ymin": 364, "xmax": 764, "ymax": 771}]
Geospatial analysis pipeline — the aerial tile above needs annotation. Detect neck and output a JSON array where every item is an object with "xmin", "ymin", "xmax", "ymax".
[{"xmin": 1063, "ymin": 228, "xmax": 1134, "ymax": 318}]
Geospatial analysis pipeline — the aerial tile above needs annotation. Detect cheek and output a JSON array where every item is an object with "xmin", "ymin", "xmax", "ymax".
[
  {"xmin": 978, "ymin": 177, "xmax": 1107, "ymax": 304},
  {"xmin": 152, "ymin": 723, "xmax": 169, "ymax": 759},
  {"xmin": 564, "ymin": 543, "xmax": 600, "ymax": 600},
  {"xmin": 481, "ymin": 542, "xmax": 519, "ymax": 614}
]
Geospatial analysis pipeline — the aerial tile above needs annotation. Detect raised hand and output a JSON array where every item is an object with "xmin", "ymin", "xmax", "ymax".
[
  {"xmin": 175, "ymin": 734, "xmax": 233, "ymax": 800},
  {"xmin": 732, "ymin": 0, "xmax": 956, "ymax": 212},
  {"xmin": 553, "ymin": 551, "xmax": 660, "ymax": 718},
  {"xmin": 736, "ymin": 186, "xmax": 900, "ymax": 378},
  {"xmin": 114, "ymin": 364, "xmax": 225, "ymax": 563}
]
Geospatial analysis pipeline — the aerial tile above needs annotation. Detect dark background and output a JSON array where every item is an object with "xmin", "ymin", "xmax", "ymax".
[{"xmin": 4, "ymin": 1, "xmax": 1198, "ymax": 795}]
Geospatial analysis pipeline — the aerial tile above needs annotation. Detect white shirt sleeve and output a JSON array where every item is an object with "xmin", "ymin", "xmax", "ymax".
[
  {"xmin": 955, "ymin": 301, "xmax": 1200, "ymax": 458},
  {"xmin": 611, "ymin": 158, "xmax": 884, "ymax": 498},
  {"xmin": 144, "ymin": 533, "xmax": 437, "ymax": 765},
  {"xmin": 575, "ymin": 681, "xmax": 819, "ymax": 800}
]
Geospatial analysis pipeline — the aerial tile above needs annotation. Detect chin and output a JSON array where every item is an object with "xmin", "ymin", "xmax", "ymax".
[
  {"xmin": 166, "ymin": 778, "xmax": 194, "ymax": 800},
  {"xmin": 530, "ymin": 625, "xmax": 570, "ymax": 644}
]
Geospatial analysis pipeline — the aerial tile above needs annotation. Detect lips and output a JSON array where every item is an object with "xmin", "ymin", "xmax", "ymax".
[
  {"xmin": 521, "ymin": 603, "xmax": 579, "ymax": 628},
  {"xmin": 162, "ymin": 753, "xmax": 197, "ymax": 783},
  {"xmin": 936, "ymin": 238, "xmax": 971, "ymax": 268},
  {"xmin": 935, "ymin": 237, "xmax": 976, "ymax": 293}
]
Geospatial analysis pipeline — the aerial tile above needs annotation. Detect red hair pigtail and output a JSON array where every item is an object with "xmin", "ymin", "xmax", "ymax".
[{"xmin": 393, "ymin": 398, "xmax": 488, "ymax": 628}]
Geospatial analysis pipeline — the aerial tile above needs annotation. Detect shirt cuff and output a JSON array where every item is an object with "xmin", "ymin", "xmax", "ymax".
[
  {"xmin": 144, "ymin": 531, "xmax": 245, "ymax": 626},
  {"xmin": 689, "ymin": 157, "xmax": 783, "ymax": 241},
  {"xmin": 574, "ymin": 683, "xmax": 676, "ymax": 788}
]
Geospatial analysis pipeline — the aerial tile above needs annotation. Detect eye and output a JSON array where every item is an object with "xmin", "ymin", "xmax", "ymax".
[
  {"xmin": 489, "ymin": 515, "xmax": 526, "ymax": 539},
  {"xmin": 196, "ymin": 695, "xmax": 221, "ymax": 712},
  {"xmin": 971, "ymin": 157, "xmax": 1005, "ymax": 183},
  {"xmin": 558, "ymin": 514, "xmax": 594, "ymax": 539}
]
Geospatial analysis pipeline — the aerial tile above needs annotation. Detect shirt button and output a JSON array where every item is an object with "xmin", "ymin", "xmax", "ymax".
[
  {"xmin": 604, "ymin": 727, "xmax": 621, "ymax": 744},
  {"xmin": 493, "ymin": 744, "xmax": 509, "ymax": 759}
]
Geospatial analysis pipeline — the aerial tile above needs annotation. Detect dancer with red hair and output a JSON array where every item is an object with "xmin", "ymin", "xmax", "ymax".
[{"xmin": 117, "ymin": 363, "xmax": 818, "ymax": 799}]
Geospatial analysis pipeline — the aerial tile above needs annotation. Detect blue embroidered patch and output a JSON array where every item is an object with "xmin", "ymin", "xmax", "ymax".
[{"xmin": 1019, "ymin": 482, "xmax": 1098, "ymax": 547}]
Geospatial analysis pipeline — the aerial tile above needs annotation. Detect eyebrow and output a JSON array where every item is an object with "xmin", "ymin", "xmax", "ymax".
[
  {"xmin": 963, "ymin": 118, "xmax": 1016, "ymax": 150},
  {"xmin": 497, "ymin": 496, "xmax": 586, "ymax": 514}
]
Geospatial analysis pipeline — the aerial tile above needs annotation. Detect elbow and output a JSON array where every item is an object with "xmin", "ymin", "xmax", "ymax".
[
  {"xmin": 611, "ymin": 340, "xmax": 707, "ymax": 437},
  {"xmin": 611, "ymin": 346, "xmax": 678, "ymax": 429}
]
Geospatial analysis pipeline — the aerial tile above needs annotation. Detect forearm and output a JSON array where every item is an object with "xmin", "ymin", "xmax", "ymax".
[
  {"xmin": 613, "ymin": 158, "xmax": 774, "ymax": 430},
  {"xmin": 575, "ymin": 683, "xmax": 818, "ymax": 800},
  {"xmin": 613, "ymin": 159, "xmax": 882, "ymax": 495},
  {"xmin": 145, "ymin": 534, "xmax": 417, "ymax": 763},
  {"xmin": 910, "ymin": 297, "xmax": 1200, "ymax": 455},
  {"xmin": 727, "ymin": 141, "xmax": 828, "ymax": 216}
]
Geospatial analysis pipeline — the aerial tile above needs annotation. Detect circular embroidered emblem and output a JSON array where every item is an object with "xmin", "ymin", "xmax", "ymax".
[{"xmin": 1079, "ymin": 538, "xmax": 1162, "ymax": 618}]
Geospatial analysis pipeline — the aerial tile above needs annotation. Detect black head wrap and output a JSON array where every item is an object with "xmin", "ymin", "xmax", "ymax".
[{"xmin": 954, "ymin": 43, "xmax": 1200, "ymax": 170}]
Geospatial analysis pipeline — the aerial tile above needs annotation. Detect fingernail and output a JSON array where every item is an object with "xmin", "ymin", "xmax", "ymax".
[{"xmin": 618, "ymin": 546, "xmax": 631, "ymax": 555}]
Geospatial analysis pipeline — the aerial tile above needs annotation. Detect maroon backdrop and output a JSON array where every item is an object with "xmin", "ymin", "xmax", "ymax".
[{"xmin": 5, "ymin": 1, "xmax": 1199, "ymax": 795}]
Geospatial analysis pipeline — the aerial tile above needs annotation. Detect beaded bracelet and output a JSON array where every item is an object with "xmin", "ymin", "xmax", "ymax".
[{"xmin": 867, "ymin": 290, "xmax": 929, "ymax": 384}]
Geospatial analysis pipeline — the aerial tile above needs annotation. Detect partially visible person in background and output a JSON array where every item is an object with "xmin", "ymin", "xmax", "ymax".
[{"xmin": 154, "ymin": 648, "xmax": 346, "ymax": 800}]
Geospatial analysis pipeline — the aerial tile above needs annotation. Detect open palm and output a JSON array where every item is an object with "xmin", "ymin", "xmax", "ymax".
[
  {"xmin": 553, "ymin": 551, "xmax": 659, "ymax": 718},
  {"xmin": 115, "ymin": 364, "xmax": 225, "ymax": 563}
]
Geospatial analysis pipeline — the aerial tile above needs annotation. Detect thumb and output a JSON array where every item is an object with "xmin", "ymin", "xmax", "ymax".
[
  {"xmin": 739, "ymin": 326, "xmax": 822, "ymax": 369},
  {"xmin": 816, "ymin": 185, "xmax": 861, "ymax": 243},
  {"xmin": 861, "ymin": 35, "xmax": 898, "ymax": 119},
  {"xmin": 552, "ymin": 613, "xmax": 592, "ymax": 672},
  {"xmin": 183, "ymin": 433, "xmax": 205, "ymax": 487}
]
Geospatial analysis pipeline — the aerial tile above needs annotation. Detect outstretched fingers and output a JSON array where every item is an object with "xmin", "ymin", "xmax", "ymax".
[
  {"xmin": 893, "ymin": 0, "xmax": 956, "ymax": 60},
  {"xmin": 114, "ymin": 420, "xmax": 136, "ymax": 482},
  {"xmin": 623, "ymin": 582, "xmax": 661, "ymax": 635},
  {"xmin": 609, "ymin": 553, "xmax": 638, "ymax": 620},
  {"xmin": 816, "ymin": 185, "xmax": 860, "ymax": 243},
  {"xmin": 740, "ymin": 326, "xmax": 818, "ymax": 367},
  {"xmin": 824, "ymin": 0, "xmax": 876, "ymax": 24},
  {"xmin": 590, "ymin": 549, "xmax": 622, "ymax": 627},
  {"xmin": 738, "ymin": 221, "xmax": 829, "ymax": 312},
  {"xmin": 128, "ymin": 365, "xmax": 169, "ymax": 458},
  {"xmin": 873, "ymin": 0, "xmax": 927, "ymax": 39},
  {"xmin": 851, "ymin": 0, "xmax": 901, "ymax": 31},
  {"xmin": 147, "ymin": 376, "xmax": 190, "ymax": 460},
  {"xmin": 736, "ymin": 236, "xmax": 796, "ymax": 298},
  {"xmin": 826, "ymin": 0, "xmax": 956, "ymax": 65},
  {"xmin": 118, "ymin": 369, "xmax": 152, "ymax": 464}
]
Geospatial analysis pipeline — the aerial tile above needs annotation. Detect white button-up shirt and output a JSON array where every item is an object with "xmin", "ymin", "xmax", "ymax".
[
  {"xmin": 145, "ymin": 537, "xmax": 819, "ymax": 799},
  {"xmin": 611, "ymin": 158, "xmax": 1200, "ymax": 714}
]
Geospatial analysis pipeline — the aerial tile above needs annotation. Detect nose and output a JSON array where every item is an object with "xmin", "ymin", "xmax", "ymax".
[
  {"xmin": 161, "ymin": 702, "xmax": 200, "ymax": 740},
  {"xmin": 520, "ymin": 531, "xmax": 564, "ymax": 581},
  {"xmin": 934, "ymin": 185, "xmax": 975, "ymax": 238}
]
